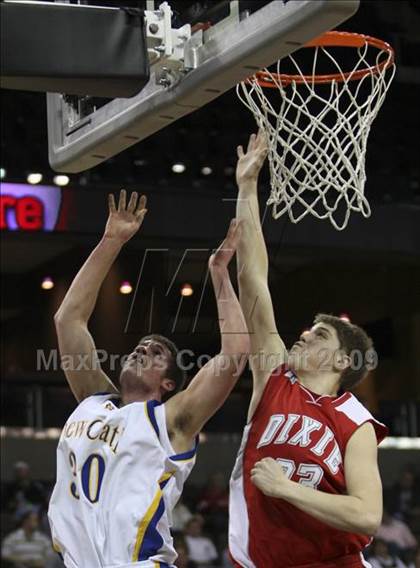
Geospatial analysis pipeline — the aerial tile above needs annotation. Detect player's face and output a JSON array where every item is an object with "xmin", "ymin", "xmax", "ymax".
[
  {"xmin": 288, "ymin": 323, "xmax": 343, "ymax": 374},
  {"xmin": 121, "ymin": 339, "xmax": 173, "ymax": 392}
]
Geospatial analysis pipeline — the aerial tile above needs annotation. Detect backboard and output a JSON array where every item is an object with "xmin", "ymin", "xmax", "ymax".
[{"xmin": 47, "ymin": 0, "xmax": 360, "ymax": 173}]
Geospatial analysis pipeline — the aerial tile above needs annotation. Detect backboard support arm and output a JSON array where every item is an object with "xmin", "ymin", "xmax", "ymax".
[{"xmin": 47, "ymin": 0, "xmax": 360, "ymax": 173}]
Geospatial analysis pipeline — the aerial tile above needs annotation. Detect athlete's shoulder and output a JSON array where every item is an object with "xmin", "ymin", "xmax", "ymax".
[
  {"xmin": 333, "ymin": 392, "xmax": 372, "ymax": 422},
  {"xmin": 249, "ymin": 364, "xmax": 297, "ymax": 421},
  {"xmin": 332, "ymin": 392, "xmax": 388, "ymax": 445},
  {"xmin": 268, "ymin": 364, "xmax": 298, "ymax": 384},
  {"xmin": 265, "ymin": 364, "xmax": 299, "ymax": 395}
]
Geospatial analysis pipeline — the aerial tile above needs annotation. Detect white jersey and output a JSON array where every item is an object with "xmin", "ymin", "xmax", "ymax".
[{"xmin": 48, "ymin": 393, "xmax": 197, "ymax": 568}]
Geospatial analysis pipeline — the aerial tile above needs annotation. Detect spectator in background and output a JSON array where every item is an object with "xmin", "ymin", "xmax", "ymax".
[
  {"xmin": 172, "ymin": 497, "xmax": 194, "ymax": 533},
  {"xmin": 369, "ymin": 539, "xmax": 407, "ymax": 568},
  {"xmin": 197, "ymin": 472, "xmax": 229, "ymax": 514},
  {"xmin": 3, "ymin": 462, "xmax": 46, "ymax": 519},
  {"xmin": 173, "ymin": 535, "xmax": 197, "ymax": 568},
  {"xmin": 184, "ymin": 515, "xmax": 218, "ymax": 567},
  {"xmin": 376, "ymin": 509, "xmax": 417, "ymax": 559},
  {"xmin": 219, "ymin": 537, "xmax": 233, "ymax": 568},
  {"xmin": 1, "ymin": 509, "xmax": 52, "ymax": 568},
  {"xmin": 197, "ymin": 471, "xmax": 229, "ymax": 539},
  {"xmin": 221, "ymin": 547, "xmax": 233, "ymax": 568},
  {"xmin": 405, "ymin": 546, "xmax": 420, "ymax": 568},
  {"xmin": 385, "ymin": 469, "xmax": 420, "ymax": 527}
]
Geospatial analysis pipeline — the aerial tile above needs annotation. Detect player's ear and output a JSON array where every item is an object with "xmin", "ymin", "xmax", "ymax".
[
  {"xmin": 161, "ymin": 377, "xmax": 176, "ymax": 393},
  {"xmin": 335, "ymin": 350, "xmax": 351, "ymax": 372}
]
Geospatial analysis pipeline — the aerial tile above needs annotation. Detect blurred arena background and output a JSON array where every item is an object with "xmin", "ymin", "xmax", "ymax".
[{"xmin": 1, "ymin": 1, "xmax": 420, "ymax": 567}]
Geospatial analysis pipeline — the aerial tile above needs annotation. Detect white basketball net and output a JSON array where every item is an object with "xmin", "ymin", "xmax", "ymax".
[{"xmin": 237, "ymin": 35, "xmax": 396, "ymax": 230}]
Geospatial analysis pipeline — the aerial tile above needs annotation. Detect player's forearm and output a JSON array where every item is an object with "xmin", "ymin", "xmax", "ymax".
[
  {"xmin": 55, "ymin": 236, "xmax": 123, "ymax": 324},
  {"xmin": 281, "ymin": 481, "xmax": 379, "ymax": 535},
  {"xmin": 210, "ymin": 266, "xmax": 250, "ymax": 358},
  {"xmin": 236, "ymin": 180, "xmax": 269, "ymax": 282}
]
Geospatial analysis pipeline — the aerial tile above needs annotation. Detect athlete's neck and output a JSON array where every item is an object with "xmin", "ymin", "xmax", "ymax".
[
  {"xmin": 295, "ymin": 369, "xmax": 340, "ymax": 397},
  {"xmin": 120, "ymin": 388, "xmax": 162, "ymax": 407}
]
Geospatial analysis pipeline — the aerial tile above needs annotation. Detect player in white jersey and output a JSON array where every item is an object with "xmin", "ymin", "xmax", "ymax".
[{"xmin": 48, "ymin": 190, "xmax": 250, "ymax": 568}]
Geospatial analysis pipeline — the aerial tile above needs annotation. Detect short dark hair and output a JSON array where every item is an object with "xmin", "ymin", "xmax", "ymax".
[
  {"xmin": 313, "ymin": 314, "xmax": 374, "ymax": 391},
  {"xmin": 140, "ymin": 334, "xmax": 187, "ymax": 399}
]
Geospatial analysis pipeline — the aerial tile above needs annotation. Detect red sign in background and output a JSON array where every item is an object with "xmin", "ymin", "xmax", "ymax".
[{"xmin": 0, "ymin": 183, "xmax": 63, "ymax": 231}]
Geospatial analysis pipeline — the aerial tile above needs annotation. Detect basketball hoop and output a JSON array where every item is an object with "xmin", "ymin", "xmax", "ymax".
[{"xmin": 237, "ymin": 31, "xmax": 396, "ymax": 230}]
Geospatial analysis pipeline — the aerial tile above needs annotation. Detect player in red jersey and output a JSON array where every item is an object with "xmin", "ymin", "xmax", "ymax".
[{"xmin": 229, "ymin": 131, "xmax": 387, "ymax": 568}]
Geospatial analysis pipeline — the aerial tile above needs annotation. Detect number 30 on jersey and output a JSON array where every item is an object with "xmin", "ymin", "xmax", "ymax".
[{"xmin": 69, "ymin": 451, "xmax": 106, "ymax": 503}]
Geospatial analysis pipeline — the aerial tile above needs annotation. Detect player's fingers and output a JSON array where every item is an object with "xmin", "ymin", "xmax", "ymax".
[
  {"xmin": 250, "ymin": 472, "xmax": 262, "ymax": 485},
  {"xmin": 234, "ymin": 221, "xmax": 243, "ymax": 243},
  {"xmin": 227, "ymin": 218, "xmax": 237, "ymax": 236},
  {"xmin": 260, "ymin": 457, "xmax": 275, "ymax": 468},
  {"xmin": 228, "ymin": 219, "xmax": 242, "ymax": 246},
  {"xmin": 256, "ymin": 134, "xmax": 268, "ymax": 152},
  {"xmin": 257, "ymin": 129, "xmax": 268, "ymax": 150},
  {"xmin": 108, "ymin": 193, "xmax": 116, "ymax": 213},
  {"xmin": 118, "ymin": 189, "xmax": 127, "ymax": 211},
  {"xmin": 237, "ymin": 145, "xmax": 244, "ymax": 159},
  {"xmin": 247, "ymin": 133, "xmax": 256, "ymax": 152},
  {"xmin": 254, "ymin": 459, "xmax": 269, "ymax": 473},
  {"xmin": 127, "ymin": 191, "xmax": 138, "ymax": 213},
  {"xmin": 136, "ymin": 194, "xmax": 147, "ymax": 214},
  {"xmin": 135, "ymin": 208, "xmax": 148, "ymax": 222},
  {"xmin": 257, "ymin": 127, "xmax": 266, "ymax": 144},
  {"xmin": 259, "ymin": 136, "xmax": 268, "ymax": 150}
]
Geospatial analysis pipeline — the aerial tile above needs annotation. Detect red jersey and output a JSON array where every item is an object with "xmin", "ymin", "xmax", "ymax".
[{"xmin": 229, "ymin": 366, "xmax": 387, "ymax": 568}]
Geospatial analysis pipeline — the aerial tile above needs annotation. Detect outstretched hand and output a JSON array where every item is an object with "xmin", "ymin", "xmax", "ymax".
[
  {"xmin": 104, "ymin": 190, "xmax": 147, "ymax": 244},
  {"xmin": 236, "ymin": 129, "xmax": 268, "ymax": 186},
  {"xmin": 209, "ymin": 218, "xmax": 242, "ymax": 272}
]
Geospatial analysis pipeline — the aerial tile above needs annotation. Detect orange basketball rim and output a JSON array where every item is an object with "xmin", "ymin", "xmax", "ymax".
[{"xmin": 255, "ymin": 31, "xmax": 395, "ymax": 88}]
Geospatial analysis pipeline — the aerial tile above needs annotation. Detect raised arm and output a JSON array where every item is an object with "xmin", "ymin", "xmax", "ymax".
[
  {"xmin": 166, "ymin": 219, "xmax": 250, "ymax": 443},
  {"xmin": 236, "ymin": 132, "xmax": 287, "ymax": 416},
  {"xmin": 54, "ymin": 190, "xmax": 147, "ymax": 402}
]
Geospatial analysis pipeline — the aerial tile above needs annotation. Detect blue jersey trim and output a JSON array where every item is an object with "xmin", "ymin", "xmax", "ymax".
[
  {"xmin": 92, "ymin": 391, "xmax": 113, "ymax": 396},
  {"xmin": 159, "ymin": 478, "xmax": 170, "ymax": 490},
  {"xmin": 169, "ymin": 435, "xmax": 199, "ymax": 461},
  {"xmin": 138, "ymin": 496, "xmax": 165, "ymax": 561},
  {"xmin": 146, "ymin": 400, "xmax": 162, "ymax": 439}
]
